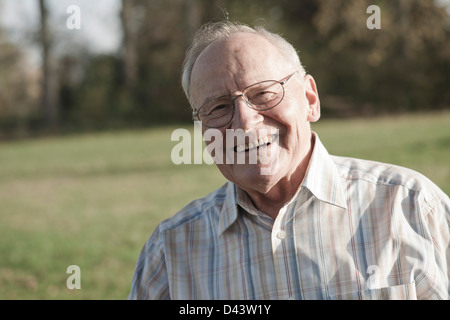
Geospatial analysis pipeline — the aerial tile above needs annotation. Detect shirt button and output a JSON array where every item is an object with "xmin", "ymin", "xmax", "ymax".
[{"xmin": 277, "ymin": 230, "xmax": 287, "ymax": 239}]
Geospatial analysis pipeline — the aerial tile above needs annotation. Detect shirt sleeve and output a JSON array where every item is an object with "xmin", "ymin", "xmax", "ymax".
[
  {"xmin": 128, "ymin": 227, "xmax": 170, "ymax": 300},
  {"xmin": 419, "ymin": 186, "xmax": 450, "ymax": 300}
]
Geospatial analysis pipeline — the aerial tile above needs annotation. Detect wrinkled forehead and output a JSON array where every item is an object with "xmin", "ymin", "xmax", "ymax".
[{"xmin": 190, "ymin": 33, "xmax": 288, "ymax": 107}]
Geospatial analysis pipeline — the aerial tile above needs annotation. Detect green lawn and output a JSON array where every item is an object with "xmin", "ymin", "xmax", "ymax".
[{"xmin": 0, "ymin": 111, "xmax": 449, "ymax": 299}]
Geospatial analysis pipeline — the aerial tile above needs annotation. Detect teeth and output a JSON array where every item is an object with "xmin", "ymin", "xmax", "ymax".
[{"xmin": 235, "ymin": 134, "xmax": 277, "ymax": 152}]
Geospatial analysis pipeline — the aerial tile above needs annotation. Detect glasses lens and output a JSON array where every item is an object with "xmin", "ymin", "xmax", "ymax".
[
  {"xmin": 244, "ymin": 81, "xmax": 284, "ymax": 110},
  {"xmin": 198, "ymin": 97, "xmax": 234, "ymax": 128},
  {"xmin": 197, "ymin": 80, "xmax": 285, "ymax": 128}
]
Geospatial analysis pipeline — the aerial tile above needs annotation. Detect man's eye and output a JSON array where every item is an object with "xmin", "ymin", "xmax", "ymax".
[
  {"xmin": 251, "ymin": 91, "xmax": 276, "ymax": 101},
  {"xmin": 208, "ymin": 104, "xmax": 231, "ymax": 116},
  {"xmin": 213, "ymin": 104, "xmax": 227, "ymax": 110}
]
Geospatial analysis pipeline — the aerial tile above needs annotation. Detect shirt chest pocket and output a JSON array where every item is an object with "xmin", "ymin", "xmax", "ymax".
[{"xmin": 329, "ymin": 282, "xmax": 417, "ymax": 300}]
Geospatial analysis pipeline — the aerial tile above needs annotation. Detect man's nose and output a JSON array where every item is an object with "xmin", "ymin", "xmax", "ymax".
[{"xmin": 231, "ymin": 96, "xmax": 264, "ymax": 130}]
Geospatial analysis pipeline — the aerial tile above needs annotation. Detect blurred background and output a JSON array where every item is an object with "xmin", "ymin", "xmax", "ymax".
[
  {"xmin": 0, "ymin": 0, "xmax": 449, "ymax": 300},
  {"xmin": 1, "ymin": 0, "xmax": 450, "ymax": 136}
]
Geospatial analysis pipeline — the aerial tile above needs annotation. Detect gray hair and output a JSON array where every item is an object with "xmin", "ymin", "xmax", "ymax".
[{"xmin": 181, "ymin": 21, "xmax": 305, "ymax": 109}]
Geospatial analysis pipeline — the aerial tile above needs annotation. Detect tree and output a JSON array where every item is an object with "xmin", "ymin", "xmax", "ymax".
[
  {"xmin": 38, "ymin": 0, "xmax": 58, "ymax": 128},
  {"xmin": 306, "ymin": 0, "xmax": 450, "ymax": 114},
  {"xmin": 120, "ymin": 0, "xmax": 138, "ymax": 91}
]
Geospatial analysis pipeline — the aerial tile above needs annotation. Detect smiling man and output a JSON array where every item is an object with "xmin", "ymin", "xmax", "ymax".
[
  {"xmin": 128, "ymin": 21, "xmax": 449, "ymax": 300},
  {"xmin": 189, "ymin": 30, "xmax": 320, "ymax": 219}
]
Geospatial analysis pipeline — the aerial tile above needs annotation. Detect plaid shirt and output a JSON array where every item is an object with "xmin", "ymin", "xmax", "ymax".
[{"xmin": 128, "ymin": 133, "xmax": 450, "ymax": 300}]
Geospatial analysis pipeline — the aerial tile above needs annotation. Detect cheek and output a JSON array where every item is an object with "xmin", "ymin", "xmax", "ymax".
[
  {"xmin": 268, "ymin": 98, "xmax": 308, "ymax": 132},
  {"xmin": 273, "ymin": 102, "xmax": 311, "ymax": 150},
  {"xmin": 280, "ymin": 85, "xmax": 306, "ymax": 112}
]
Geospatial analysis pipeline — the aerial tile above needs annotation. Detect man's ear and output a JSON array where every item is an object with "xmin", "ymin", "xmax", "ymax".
[{"xmin": 304, "ymin": 75, "xmax": 321, "ymax": 122}]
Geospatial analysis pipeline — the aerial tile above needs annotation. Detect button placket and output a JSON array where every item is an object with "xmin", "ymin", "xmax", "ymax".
[
  {"xmin": 271, "ymin": 206, "xmax": 293, "ymax": 299},
  {"xmin": 271, "ymin": 207, "xmax": 287, "ymax": 252}
]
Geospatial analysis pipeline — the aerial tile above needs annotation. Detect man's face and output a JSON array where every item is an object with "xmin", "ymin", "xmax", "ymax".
[{"xmin": 190, "ymin": 33, "xmax": 320, "ymax": 195}]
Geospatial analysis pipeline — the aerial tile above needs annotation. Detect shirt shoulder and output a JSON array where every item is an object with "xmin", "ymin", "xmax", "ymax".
[
  {"xmin": 331, "ymin": 155, "xmax": 448, "ymax": 210},
  {"xmin": 158, "ymin": 182, "xmax": 230, "ymax": 233}
]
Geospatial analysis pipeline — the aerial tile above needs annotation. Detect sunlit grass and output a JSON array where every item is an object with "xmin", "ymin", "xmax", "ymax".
[{"xmin": 0, "ymin": 111, "xmax": 448, "ymax": 299}]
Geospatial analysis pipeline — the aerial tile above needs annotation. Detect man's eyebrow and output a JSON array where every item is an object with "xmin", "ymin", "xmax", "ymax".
[
  {"xmin": 201, "ymin": 93, "xmax": 231, "ymax": 106},
  {"xmin": 199, "ymin": 77, "xmax": 269, "ymax": 107}
]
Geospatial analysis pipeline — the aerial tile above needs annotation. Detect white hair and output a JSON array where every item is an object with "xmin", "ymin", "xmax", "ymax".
[{"xmin": 181, "ymin": 21, "xmax": 305, "ymax": 109}]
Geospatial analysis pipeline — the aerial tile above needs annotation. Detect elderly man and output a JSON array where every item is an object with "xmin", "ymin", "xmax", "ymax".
[{"xmin": 128, "ymin": 21, "xmax": 449, "ymax": 300}]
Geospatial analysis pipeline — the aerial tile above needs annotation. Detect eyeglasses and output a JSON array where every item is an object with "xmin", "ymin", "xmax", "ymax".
[{"xmin": 193, "ymin": 71, "xmax": 299, "ymax": 128}]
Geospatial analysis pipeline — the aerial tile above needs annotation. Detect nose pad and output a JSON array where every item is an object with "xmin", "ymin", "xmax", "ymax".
[
  {"xmin": 230, "ymin": 93, "xmax": 245, "ymax": 105},
  {"xmin": 231, "ymin": 96, "xmax": 264, "ymax": 130}
]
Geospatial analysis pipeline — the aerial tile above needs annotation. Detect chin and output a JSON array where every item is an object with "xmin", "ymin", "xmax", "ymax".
[{"xmin": 219, "ymin": 162, "xmax": 282, "ymax": 192}]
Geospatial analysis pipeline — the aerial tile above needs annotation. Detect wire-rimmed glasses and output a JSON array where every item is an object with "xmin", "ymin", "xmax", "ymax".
[{"xmin": 193, "ymin": 71, "xmax": 298, "ymax": 128}]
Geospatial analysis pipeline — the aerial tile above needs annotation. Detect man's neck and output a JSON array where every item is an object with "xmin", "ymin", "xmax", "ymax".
[{"xmin": 242, "ymin": 134, "xmax": 316, "ymax": 220}]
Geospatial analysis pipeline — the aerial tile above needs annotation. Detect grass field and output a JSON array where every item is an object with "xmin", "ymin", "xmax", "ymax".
[{"xmin": 0, "ymin": 111, "xmax": 449, "ymax": 299}]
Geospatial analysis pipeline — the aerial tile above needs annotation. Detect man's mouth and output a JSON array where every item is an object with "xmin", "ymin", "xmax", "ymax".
[{"xmin": 233, "ymin": 133, "xmax": 278, "ymax": 153}]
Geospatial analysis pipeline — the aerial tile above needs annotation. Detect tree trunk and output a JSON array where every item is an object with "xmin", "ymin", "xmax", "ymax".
[
  {"xmin": 120, "ymin": 0, "xmax": 137, "ymax": 91},
  {"xmin": 38, "ymin": 0, "xmax": 58, "ymax": 129}
]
